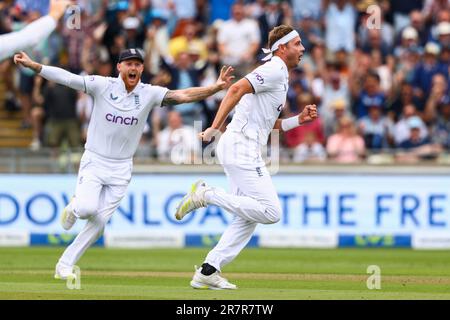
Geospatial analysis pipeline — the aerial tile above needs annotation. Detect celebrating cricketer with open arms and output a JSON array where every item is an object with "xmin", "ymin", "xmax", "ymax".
[{"xmin": 13, "ymin": 48, "xmax": 234, "ymax": 281}]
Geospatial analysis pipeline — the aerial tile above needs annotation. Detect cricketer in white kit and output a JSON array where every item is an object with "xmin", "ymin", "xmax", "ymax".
[
  {"xmin": 175, "ymin": 25, "xmax": 318, "ymax": 290},
  {"xmin": 14, "ymin": 48, "xmax": 234, "ymax": 281},
  {"xmin": 0, "ymin": 0, "xmax": 71, "ymax": 61}
]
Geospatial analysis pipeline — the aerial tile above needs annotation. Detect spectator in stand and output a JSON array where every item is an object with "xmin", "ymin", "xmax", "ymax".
[
  {"xmin": 122, "ymin": 16, "xmax": 146, "ymax": 50},
  {"xmin": 32, "ymin": 72, "xmax": 81, "ymax": 150},
  {"xmin": 396, "ymin": 116, "xmax": 442, "ymax": 162},
  {"xmin": 323, "ymin": 98, "xmax": 353, "ymax": 138},
  {"xmin": 257, "ymin": 0, "xmax": 285, "ymax": 48},
  {"xmin": 394, "ymin": 104, "xmax": 429, "ymax": 146},
  {"xmin": 422, "ymin": 0, "xmax": 450, "ymax": 25},
  {"xmin": 62, "ymin": 8, "xmax": 98, "ymax": 74},
  {"xmin": 411, "ymin": 42, "xmax": 448, "ymax": 100},
  {"xmin": 157, "ymin": 111, "xmax": 201, "ymax": 164},
  {"xmin": 324, "ymin": 0, "xmax": 357, "ymax": 53},
  {"xmin": 357, "ymin": 4, "xmax": 395, "ymax": 50},
  {"xmin": 429, "ymin": 95, "xmax": 450, "ymax": 150},
  {"xmin": 387, "ymin": 82, "xmax": 422, "ymax": 122},
  {"xmin": 291, "ymin": 0, "xmax": 322, "ymax": 21},
  {"xmin": 160, "ymin": 51, "xmax": 208, "ymax": 126},
  {"xmin": 217, "ymin": 2, "xmax": 260, "ymax": 78},
  {"xmin": 319, "ymin": 63, "xmax": 350, "ymax": 119},
  {"xmin": 423, "ymin": 73, "xmax": 449, "ymax": 124},
  {"xmin": 403, "ymin": 10, "xmax": 430, "ymax": 47},
  {"xmin": 354, "ymin": 70, "xmax": 387, "ymax": 119},
  {"xmin": 357, "ymin": 104, "xmax": 395, "ymax": 151},
  {"xmin": 292, "ymin": 131, "xmax": 327, "ymax": 163},
  {"xmin": 143, "ymin": 9, "xmax": 170, "ymax": 76},
  {"xmin": 429, "ymin": 10, "xmax": 450, "ymax": 43},
  {"xmin": 390, "ymin": 0, "xmax": 424, "ymax": 33},
  {"xmin": 393, "ymin": 27, "xmax": 421, "ymax": 61},
  {"xmin": 361, "ymin": 28, "xmax": 392, "ymax": 58},
  {"xmin": 326, "ymin": 116, "xmax": 366, "ymax": 163},
  {"xmin": 295, "ymin": 9, "xmax": 324, "ymax": 53},
  {"xmin": 169, "ymin": 22, "xmax": 208, "ymax": 65},
  {"xmin": 435, "ymin": 21, "xmax": 450, "ymax": 48},
  {"xmin": 349, "ymin": 52, "xmax": 371, "ymax": 102}
]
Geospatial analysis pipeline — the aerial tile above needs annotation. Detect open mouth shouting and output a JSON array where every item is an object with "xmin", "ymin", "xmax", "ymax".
[{"xmin": 128, "ymin": 71, "xmax": 138, "ymax": 81}]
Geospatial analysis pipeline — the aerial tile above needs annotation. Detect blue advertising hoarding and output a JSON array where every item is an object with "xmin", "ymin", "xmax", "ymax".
[{"xmin": 0, "ymin": 174, "xmax": 449, "ymax": 248}]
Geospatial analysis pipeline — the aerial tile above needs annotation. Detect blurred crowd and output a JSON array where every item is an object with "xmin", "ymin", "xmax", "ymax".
[{"xmin": 0, "ymin": 0, "xmax": 449, "ymax": 164}]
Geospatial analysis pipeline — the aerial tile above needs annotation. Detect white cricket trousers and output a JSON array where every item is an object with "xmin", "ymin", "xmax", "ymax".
[
  {"xmin": 58, "ymin": 150, "xmax": 132, "ymax": 267},
  {"xmin": 204, "ymin": 131, "xmax": 282, "ymax": 272}
]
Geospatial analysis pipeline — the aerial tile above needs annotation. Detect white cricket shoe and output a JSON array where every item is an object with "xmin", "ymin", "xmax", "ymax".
[
  {"xmin": 54, "ymin": 262, "xmax": 76, "ymax": 280},
  {"xmin": 175, "ymin": 180, "xmax": 209, "ymax": 221},
  {"xmin": 190, "ymin": 265, "xmax": 237, "ymax": 290},
  {"xmin": 60, "ymin": 198, "xmax": 77, "ymax": 230}
]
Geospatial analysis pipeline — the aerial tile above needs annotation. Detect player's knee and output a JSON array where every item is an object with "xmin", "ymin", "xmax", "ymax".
[
  {"xmin": 76, "ymin": 202, "xmax": 98, "ymax": 219},
  {"xmin": 264, "ymin": 205, "xmax": 282, "ymax": 224}
]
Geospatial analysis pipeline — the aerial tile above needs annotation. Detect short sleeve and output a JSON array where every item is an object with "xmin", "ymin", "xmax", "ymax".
[
  {"xmin": 148, "ymin": 85, "xmax": 169, "ymax": 108},
  {"xmin": 83, "ymin": 75, "xmax": 108, "ymax": 96},
  {"xmin": 245, "ymin": 63, "xmax": 282, "ymax": 94}
]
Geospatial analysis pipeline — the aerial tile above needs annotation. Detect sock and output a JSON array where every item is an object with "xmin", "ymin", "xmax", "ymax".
[{"xmin": 200, "ymin": 263, "xmax": 217, "ymax": 276}]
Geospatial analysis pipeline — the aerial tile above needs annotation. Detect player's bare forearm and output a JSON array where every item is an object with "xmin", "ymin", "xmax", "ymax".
[
  {"xmin": 211, "ymin": 79, "xmax": 252, "ymax": 129},
  {"xmin": 163, "ymin": 65, "xmax": 234, "ymax": 106},
  {"xmin": 162, "ymin": 85, "xmax": 221, "ymax": 105},
  {"xmin": 210, "ymin": 91, "xmax": 241, "ymax": 129},
  {"xmin": 18, "ymin": 57, "xmax": 42, "ymax": 73}
]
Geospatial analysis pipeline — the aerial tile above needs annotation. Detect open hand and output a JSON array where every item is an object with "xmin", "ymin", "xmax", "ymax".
[
  {"xmin": 216, "ymin": 66, "xmax": 235, "ymax": 90},
  {"xmin": 49, "ymin": 0, "xmax": 73, "ymax": 21}
]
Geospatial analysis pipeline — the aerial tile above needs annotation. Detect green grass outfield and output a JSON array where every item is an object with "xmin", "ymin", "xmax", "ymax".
[{"xmin": 1, "ymin": 247, "xmax": 450, "ymax": 299}]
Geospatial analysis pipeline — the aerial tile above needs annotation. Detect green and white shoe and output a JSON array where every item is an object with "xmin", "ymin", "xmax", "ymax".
[
  {"xmin": 175, "ymin": 180, "xmax": 209, "ymax": 221},
  {"xmin": 60, "ymin": 198, "xmax": 77, "ymax": 230},
  {"xmin": 190, "ymin": 265, "xmax": 237, "ymax": 290},
  {"xmin": 54, "ymin": 262, "xmax": 76, "ymax": 280}
]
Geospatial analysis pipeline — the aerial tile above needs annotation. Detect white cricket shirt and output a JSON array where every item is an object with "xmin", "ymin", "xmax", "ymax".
[
  {"xmin": 227, "ymin": 56, "xmax": 289, "ymax": 145},
  {"xmin": 83, "ymin": 75, "xmax": 168, "ymax": 159}
]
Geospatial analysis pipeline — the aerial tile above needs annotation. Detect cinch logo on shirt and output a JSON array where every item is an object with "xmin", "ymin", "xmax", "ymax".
[{"xmin": 105, "ymin": 113, "xmax": 139, "ymax": 126}]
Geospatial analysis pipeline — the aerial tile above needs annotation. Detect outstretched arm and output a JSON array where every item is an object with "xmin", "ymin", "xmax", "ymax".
[
  {"xmin": 14, "ymin": 51, "xmax": 85, "ymax": 92},
  {"xmin": 162, "ymin": 66, "xmax": 234, "ymax": 106},
  {"xmin": 0, "ymin": 0, "xmax": 72, "ymax": 61}
]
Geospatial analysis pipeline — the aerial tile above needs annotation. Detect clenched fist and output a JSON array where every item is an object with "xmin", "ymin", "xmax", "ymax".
[{"xmin": 299, "ymin": 104, "xmax": 318, "ymax": 124}]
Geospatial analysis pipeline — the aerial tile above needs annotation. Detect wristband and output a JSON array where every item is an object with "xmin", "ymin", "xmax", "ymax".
[{"xmin": 281, "ymin": 116, "xmax": 300, "ymax": 131}]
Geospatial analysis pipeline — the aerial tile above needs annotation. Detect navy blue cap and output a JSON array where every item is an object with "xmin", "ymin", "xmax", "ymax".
[{"xmin": 118, "ymin": 49, "xmax": 144, "ymax": 63}]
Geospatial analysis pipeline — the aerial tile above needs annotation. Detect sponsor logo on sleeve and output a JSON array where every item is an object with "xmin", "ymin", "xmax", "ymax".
[{"xmin": 253, "ymin": 72, "xmax": 264, "ymax": 85}]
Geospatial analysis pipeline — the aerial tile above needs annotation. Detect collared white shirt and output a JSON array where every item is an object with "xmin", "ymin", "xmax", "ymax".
[
  {"xmin": 83, "ymin": 75, "xmax": 168, "ymax": 159},
  {"xmin": 227, "ymin": 56, "xmax": 289, "ymax": 145}
]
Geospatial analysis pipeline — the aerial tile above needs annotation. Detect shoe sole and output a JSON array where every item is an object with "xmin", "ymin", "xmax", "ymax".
[
  {"xmin": 54, "ymin": 273, "xmax": 76, "ymax": 281},
  {"xmin": 60, "ymin": 208, "xmax": 73, "ymax": 231},
  {"xmin": 175, "ymin": 180, "xmax": 205, "ymax": 221},
  {"xmin": 190, "ymin": 280, "xmax": 237, "ymax": 290}
]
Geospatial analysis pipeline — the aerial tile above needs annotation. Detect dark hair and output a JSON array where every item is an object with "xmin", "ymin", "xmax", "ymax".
[
  {"xmin": 366, "ymin": 70, "xmax": 381, "ymax": 83},
  {"xmin": 268, "ymin": 25, "xmax": 294, "ymax": 48}
]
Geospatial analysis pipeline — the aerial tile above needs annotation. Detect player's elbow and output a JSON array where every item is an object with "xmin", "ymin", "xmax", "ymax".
[{"xmin": 229, "ymin": 82, "xmax": 247, "ymax": 97}]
